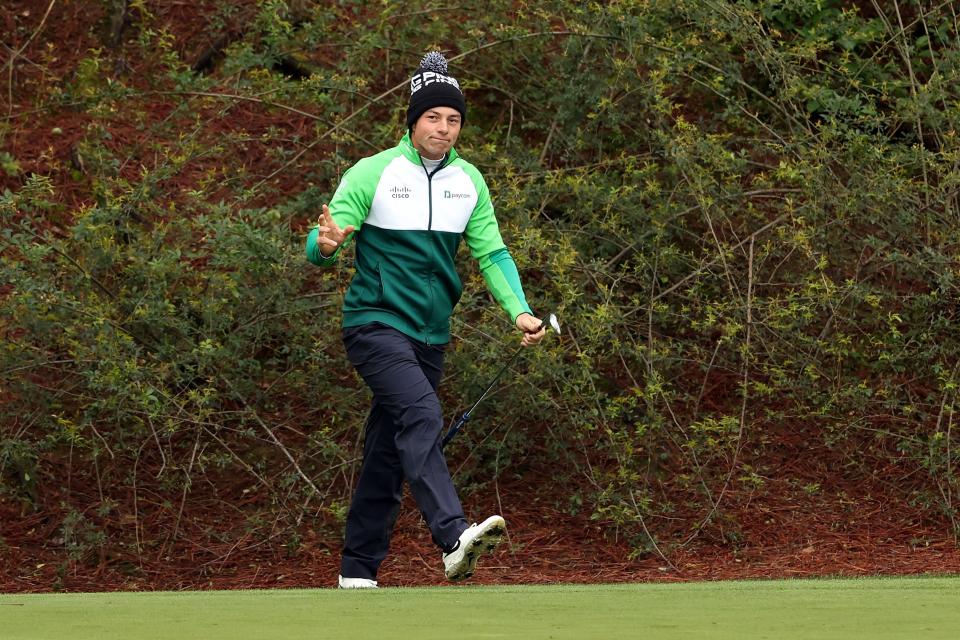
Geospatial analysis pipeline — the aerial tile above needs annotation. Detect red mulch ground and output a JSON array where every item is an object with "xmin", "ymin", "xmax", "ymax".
[{"xmin": 3, "ymin": 467, "xmax": 960, "ymax": 593}]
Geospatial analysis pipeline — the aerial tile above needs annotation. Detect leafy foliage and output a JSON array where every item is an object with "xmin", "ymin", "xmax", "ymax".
[{"xmin": 3, "ymin": 0, "xmax": 960, "ymax": 568}]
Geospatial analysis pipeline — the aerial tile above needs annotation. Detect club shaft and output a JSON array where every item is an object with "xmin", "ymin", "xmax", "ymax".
[{"xmin": 441, "ymin": 318, "xmax": 552, "ymax": 448}]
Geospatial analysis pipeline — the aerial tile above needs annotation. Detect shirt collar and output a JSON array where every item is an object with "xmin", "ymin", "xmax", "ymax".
[{"xmin": 400, "ymin": 131, "xmax": 459, "ymax": 166}]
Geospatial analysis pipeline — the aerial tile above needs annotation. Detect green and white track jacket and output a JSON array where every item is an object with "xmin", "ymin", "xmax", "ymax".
[{"xmin": 306, "ymin": 132, "xmax": 532, "ymax": 345}]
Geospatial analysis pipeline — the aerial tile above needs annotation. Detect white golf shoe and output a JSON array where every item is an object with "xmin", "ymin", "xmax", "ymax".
[
  {"xmin": 442, "ymin": 515, "xmax": 506, "ymax": 582},
  {"xmin": 338, "ymin": 574, "xmax": 378, "ymax": 589}
]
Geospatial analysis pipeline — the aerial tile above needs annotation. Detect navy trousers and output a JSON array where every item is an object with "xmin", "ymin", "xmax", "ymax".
[{"xmin": 339, "ymin": 323, "xmax": 468, "ymax": 580}]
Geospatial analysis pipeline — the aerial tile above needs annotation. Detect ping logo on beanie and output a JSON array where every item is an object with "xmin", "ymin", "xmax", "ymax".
[{"xmin": 406, "ymin": 51, "xmax": 467, "ymax": 130}]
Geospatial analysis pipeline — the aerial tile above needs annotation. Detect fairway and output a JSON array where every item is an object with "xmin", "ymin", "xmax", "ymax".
[{"xmin": 1, "ymin": 577, "xmax": 958, "ymax": 639}]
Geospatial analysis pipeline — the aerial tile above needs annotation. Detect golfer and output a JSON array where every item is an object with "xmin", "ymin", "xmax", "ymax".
[{"xmin": 306, "ymin": 52, "xmax": 545, "ymax": 588}]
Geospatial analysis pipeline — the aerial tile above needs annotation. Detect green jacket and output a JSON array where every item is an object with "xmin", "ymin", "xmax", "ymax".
[{"xmin": 306, "ymin": 132, "xmax": 531, "ymax": 344}]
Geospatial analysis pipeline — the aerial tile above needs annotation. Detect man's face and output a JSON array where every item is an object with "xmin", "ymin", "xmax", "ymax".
[{"xmin": 411, "ymin": 107, "xmax": 462, "ymax": 160}]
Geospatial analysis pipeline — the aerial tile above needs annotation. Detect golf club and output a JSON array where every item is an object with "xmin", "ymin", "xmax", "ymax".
[{"xmin": 441, "ymin": 313, "xmax": 561, "ymax": 449}]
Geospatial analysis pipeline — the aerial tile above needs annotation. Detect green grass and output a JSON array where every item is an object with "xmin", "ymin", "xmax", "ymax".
[{"xmin": 1, "ymin": 577, "xmax": 958, "ymax": 639}]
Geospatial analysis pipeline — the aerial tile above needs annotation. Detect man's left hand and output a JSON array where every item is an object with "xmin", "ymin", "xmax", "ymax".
[{"xmin": 516, "ymin": 313, "xmax": 546, "ymax": 347}]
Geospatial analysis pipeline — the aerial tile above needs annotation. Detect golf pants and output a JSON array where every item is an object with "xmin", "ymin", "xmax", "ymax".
[{"xmin": 339, "ymin": 322, "xmax": 468, "ymax": 580}]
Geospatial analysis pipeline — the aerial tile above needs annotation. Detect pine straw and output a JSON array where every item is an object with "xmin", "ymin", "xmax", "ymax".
[{"xmin": 3, "ymin": 468, "xmax": 960, "ymax": 593}]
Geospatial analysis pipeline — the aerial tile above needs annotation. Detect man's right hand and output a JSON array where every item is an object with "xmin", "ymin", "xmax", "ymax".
[{"xmin": 316, "ymin": 204, "xmax": 356, "ymax": 257}]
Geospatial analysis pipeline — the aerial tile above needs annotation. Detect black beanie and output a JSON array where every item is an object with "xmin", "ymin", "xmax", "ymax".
[{"xmin": 406, "ymin": 51, "xmax": 467, "ymax": 130}]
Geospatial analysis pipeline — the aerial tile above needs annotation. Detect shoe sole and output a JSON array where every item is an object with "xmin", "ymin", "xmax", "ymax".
[{"xmin": 446, "ymin": 517, "xmax": 506, "ymax": 581}]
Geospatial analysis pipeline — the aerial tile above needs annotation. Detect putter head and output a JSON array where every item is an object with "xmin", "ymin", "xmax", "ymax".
[{"xmin": 547, "ymin": 313, "xmax": 561, "ymax": 335}]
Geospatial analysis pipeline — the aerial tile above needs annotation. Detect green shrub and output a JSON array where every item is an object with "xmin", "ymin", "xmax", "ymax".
[{"xmin": 4, "ymin": 0, "xmax": 960, "ymax": 564}]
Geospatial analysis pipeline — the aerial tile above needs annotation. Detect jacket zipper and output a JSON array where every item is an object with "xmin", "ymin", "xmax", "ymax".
[
  {"xmin": 420, "ymin": 154, "xmax": 447, "ymax": 231},
  {"xmin": 419, "ymin": 154, "xmax": 447, "ymax": 343}
]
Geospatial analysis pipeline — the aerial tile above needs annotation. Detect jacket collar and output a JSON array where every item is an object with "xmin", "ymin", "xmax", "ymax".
[{"xmin": 399, "ymin": 131, "xmax": 459, "ymax": 166}]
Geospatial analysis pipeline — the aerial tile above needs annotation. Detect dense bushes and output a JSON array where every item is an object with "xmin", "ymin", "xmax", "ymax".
[{"xmin": 3, "ymin": 0, "xmax": 960, "ymax": 564}]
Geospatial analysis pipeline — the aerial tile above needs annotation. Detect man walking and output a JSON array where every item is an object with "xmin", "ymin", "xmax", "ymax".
[{"xmin": 306, "ymin": 51, "xmax": 545, "ymax": 588}]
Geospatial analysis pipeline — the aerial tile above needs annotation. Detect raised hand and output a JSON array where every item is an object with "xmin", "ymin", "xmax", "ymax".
[{"xmin": 316, "ymin": 204, "xmax": 356, "ymax": 257}]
